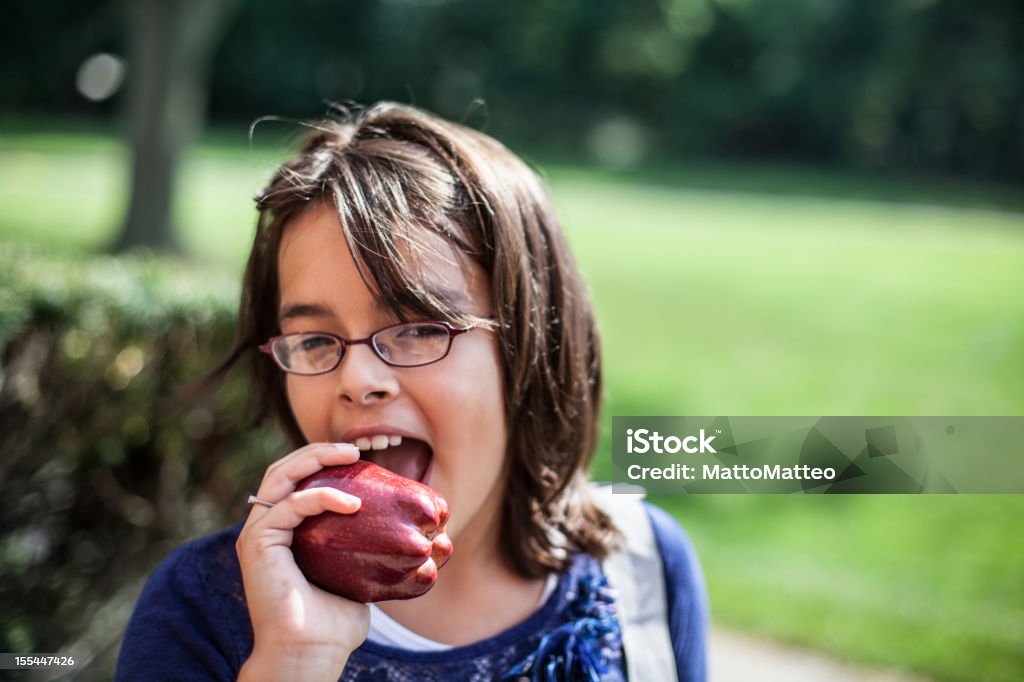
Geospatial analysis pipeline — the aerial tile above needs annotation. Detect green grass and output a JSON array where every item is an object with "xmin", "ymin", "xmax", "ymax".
[
  {"xmin": 554, "ymin": 179, "xmax": 1024, "ymax": 417},
  {"xmin": 2, "ymin": 126, "xmax": 1023, "ymax": 681},
  {"xmin": 657, "ymin": 494, "xmax": 1024, "ymax": 681},
  {"xmin": 0, "ymin": 133, "xmax": 282, "ymax": 265}
]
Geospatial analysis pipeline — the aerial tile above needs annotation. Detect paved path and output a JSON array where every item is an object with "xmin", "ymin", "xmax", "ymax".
[{"xmin": 709, "ymin": 628, "xmax": 932, "ymax": 682}]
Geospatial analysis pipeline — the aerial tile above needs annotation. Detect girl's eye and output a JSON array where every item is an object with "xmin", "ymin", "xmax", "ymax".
[{"xmin": 299, "ymin": 335, "xmax": 337, "ymax": 351}]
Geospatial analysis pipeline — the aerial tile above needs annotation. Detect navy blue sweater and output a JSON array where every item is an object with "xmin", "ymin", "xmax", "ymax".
[{"xmin": 116, "ymin": 503, "xmax": 706, "ymax": 681}]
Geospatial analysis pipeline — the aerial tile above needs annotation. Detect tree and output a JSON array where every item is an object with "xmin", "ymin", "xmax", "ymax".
[{"xmin": 114, "ymin": 0, "xmax": 240, "ymax": 253}]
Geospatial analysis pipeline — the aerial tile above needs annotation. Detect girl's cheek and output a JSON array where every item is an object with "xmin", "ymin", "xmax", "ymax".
[
  {"xmin": 428, "ymin": 374, "xmax": 469, "ymax": 400},
  {"xmin": 285, "ymin": 383, "xmax": 323, "ymax": 437}
]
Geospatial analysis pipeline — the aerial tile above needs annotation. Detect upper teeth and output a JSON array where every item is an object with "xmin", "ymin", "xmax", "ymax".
[{"xmin": 354, "ymin": 435, "xmax": 403, "ymax": 451}]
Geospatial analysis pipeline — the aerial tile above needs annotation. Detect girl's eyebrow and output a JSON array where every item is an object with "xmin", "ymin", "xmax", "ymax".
[
  {"xmin": 278, "ymin": 302, "xmax": 333, "ymax": 323},
  {"xmin": 279, "ymin": 287, "xmax": 470, "ymax": 324}
]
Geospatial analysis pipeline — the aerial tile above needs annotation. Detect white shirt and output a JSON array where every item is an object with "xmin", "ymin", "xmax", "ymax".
[{"xmin": 366, "ymin": 573, "xmax": 559, "ymax": 651}]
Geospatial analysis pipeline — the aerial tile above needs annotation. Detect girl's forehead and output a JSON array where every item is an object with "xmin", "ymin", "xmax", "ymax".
[{"xmin": 277, "ymin": 203, "xmax": 489, "ymax": 316}]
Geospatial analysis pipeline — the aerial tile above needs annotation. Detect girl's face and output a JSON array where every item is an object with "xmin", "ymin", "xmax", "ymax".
[{"xmin": 276, "ymin": 204, "xmax": 508, "ymax": 547}]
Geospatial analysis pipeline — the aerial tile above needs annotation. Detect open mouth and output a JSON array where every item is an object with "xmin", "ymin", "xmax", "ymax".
[{"xmin": 355, "ymin": 435, "xmax": 433, "ymax": 484}]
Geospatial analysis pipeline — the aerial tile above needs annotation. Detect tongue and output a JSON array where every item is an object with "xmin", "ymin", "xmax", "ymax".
[{"xmin": 364, "ymin": 439, "xmax": 432, "ymax": 482}]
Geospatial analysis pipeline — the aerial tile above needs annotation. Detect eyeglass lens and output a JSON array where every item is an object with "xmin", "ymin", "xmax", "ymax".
[{"xmin": 271, "ymin": 323, "xmax": 454, "ymax": 373}]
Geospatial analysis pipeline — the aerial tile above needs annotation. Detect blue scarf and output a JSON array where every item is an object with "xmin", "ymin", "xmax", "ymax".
[{"xmin": 502, "ymin": 565, "xmax": 624, "ymax": 681}]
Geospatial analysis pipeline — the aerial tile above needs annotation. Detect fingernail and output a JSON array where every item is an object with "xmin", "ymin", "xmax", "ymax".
[{"xmin": 334, "ymin": 442, "xmax": 356, "ymax": 450}]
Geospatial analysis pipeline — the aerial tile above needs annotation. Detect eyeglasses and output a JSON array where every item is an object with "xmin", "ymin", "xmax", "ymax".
[{"xmin": 259, "ymin": 321, "xmax": 476, "ymax": 375}]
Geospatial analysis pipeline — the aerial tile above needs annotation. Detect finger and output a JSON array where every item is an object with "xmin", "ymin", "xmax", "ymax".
[
  {"xmin": 253, "ymin": 487, "xmax": 362, "ymax": 535},
  {"xmin": 256, "ymin": 443, "xmax": 361, "ymax": 504},
  {"xmin": 260, "ymin": 442, "xmax": 359, "ymax": 485}
]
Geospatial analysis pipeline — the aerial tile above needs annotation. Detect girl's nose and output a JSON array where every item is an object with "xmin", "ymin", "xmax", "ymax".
[{"xmin": 333, "ymin": 343, "xmax": 399, "ymax": 405}]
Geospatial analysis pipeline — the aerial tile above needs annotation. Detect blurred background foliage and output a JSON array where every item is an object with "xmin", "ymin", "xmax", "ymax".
[
  {"xmin": 1, "ymin": 1, "xmax": 1023, "ymax": 681},
  {"xmin": 0, "ymin": 247, "xmax": 286, "ymax": 678},
  {"xmin": 4, "ymin": 0, "xmax": 1024, "ymax": 180}
]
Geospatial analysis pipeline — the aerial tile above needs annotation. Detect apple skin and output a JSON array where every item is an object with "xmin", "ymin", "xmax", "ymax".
[{"xmin": 291, "ymin": 460, "xmax": 454, "ymax": 603}]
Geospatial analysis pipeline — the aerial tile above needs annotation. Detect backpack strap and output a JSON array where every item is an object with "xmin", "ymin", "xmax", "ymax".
[{"xmin": 590, "ymin": 486, "xmax": 678, "ymax": 681}]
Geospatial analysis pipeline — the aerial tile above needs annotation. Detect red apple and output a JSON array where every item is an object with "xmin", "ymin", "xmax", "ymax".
[{"xmin": 291, "ymin": 460, "xmax": 454, "ymax": 603}]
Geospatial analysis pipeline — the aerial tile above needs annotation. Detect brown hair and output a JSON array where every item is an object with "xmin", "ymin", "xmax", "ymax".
[{"xmin": 215, "ymin": 102, "xmax": 618, "ymax": 577}]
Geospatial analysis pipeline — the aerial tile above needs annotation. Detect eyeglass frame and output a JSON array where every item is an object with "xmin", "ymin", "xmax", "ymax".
[{"xmin": 258, "ymin": 320, "xmax": 477, "ymax": 375}]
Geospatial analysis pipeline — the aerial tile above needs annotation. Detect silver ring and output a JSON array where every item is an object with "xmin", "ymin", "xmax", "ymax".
[{"xmin": 247, "ymin": 495, "xmax": 275, "ymax": 508}]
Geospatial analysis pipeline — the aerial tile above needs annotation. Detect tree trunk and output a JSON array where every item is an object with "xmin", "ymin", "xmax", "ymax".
[{"xmin": 113, "ymin": 0, "xmax": 239, "ymax": 253}]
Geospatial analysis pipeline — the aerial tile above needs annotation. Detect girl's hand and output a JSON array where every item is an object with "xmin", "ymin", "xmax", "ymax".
[{"xmin": 236, "ymin": 442, "xmax": 367, "ymax": 681}]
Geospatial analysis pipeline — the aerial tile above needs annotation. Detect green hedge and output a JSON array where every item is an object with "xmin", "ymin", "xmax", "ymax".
[{"xmin": 0, "ymin": 244, "xmax": 284, "ymax": 680}]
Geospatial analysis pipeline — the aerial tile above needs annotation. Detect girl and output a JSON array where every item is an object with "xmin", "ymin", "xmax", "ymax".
[{"xmin": 116, "ymin": 102, "xmax": 707, "ymax": 681}]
